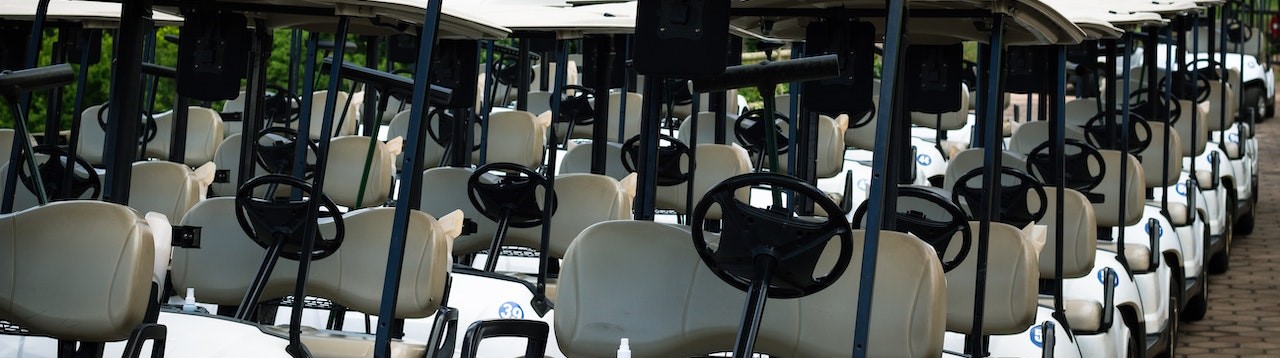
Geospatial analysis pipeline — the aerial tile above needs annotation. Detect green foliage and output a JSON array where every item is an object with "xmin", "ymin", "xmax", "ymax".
[{"xmin": 1, "ymin": 27, "xmax": 379, "ymax": 134}]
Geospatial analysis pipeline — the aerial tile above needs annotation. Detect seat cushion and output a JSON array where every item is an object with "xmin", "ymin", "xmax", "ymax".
[
  {"xmin": 1097, "ymin": 242, "xmax": 1151, "ymax": 272},
  {"xmin": 1038, "ymin": 296, "xmax": 1104, "ymax": 332}
]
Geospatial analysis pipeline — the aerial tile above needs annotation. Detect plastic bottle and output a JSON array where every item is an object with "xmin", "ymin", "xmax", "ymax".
[
  {"xmin": 183, "ymin": 288, "xmax": 197, "ymax": 312},
  {"xmin": 617, "ymin": 338, "xmax": 631, "ymax": 358}
]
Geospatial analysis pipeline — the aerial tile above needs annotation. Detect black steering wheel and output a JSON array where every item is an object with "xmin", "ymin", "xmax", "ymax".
[
  {"xmin": 494, "ymin": 55, "xmax": 534, "ymax": 89},
  {"xmin": 1226, "ymin": 18, "xmax": 1254, "ymax": 44},
  {"xmin": 1128, "ymin": 90, "xmax": 1183, "ymax": 124},
  {"xmin": 852, "ymin": 186, "xmax": 973, "ymax": 272},
  {"xmin": 235, "ymin": 174, "xmax": 345, "ymax": 261},
  {"xmin": 1161, "ymin": 70, "xmax": 1213, "ymax": 104},
  {"xmin": 254, "ymin": 127, "xmax": 318, "ymax": 176},
  {"xmin": 467, "ymin": 163, "xmax": 557, "ymax": 228},
  {"xmin": 96, "ymin": 103, "xmax": 158, "ymax": 146},
  {"xmin": 690, "ymin": 173, "xmax": 853, "ymax": 298},
  {"xmin": 1188, "ymin": 58, "xmax": 1228, "ymax": 82},
  {"xmin": 847, "ymin": 106, "xmax": 878, "ymax": 129},
  {"xmin": 424, "ymin": 107, "xmax": 483, "ymax": 151},
  {"xmin": 1026, "ymin": 139, "xmax": 1107, "ymax": 201},
  {"xmin": 1081, "ymin": 110, "xmax": 1152, "ymax": 153},
  {"xmin": 734, "ymin": 109, "xmax": 791, "ymax": 155},
  {"xmin": 950, "ymin": 167, "xmax": 1049, "ymax": 228},
  {"xmin": 620, "ymin": 134, "xmax": 692, "ymax": 186},
  {"xmin": 17, "ymin": 144, "xmax": 101, "ymax": 200},
  {"xmin": 263, "ymin": 84, "xmax": 301, "ymax": 124},
  {"xmin": 555, "ymin": 85, "xmax": 596, "ymax": 126}
]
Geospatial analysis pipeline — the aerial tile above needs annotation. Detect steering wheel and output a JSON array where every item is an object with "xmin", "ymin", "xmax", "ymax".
[
  {"xmin": 263, "ymin": 84, "xmax": 301, "ymax": 124},
  {"xmin": 847, "ymin": 105, "xmax": 878, "ymax": 129},
  {"xmin": 17, "ymin": 145, "xmax": 101, "ymax": 200},
  {"xmin": 96, "ymin": 103, "xmax": 158, "ymax": 146},
  {"xmin": 254, "ymin": 127, "xmax": 318, "ymax": 175},
  {"xmin": 494, "ymin": 55, "xmax": 534, "ymax": 89},
  {"xmin": 950, "ymin": 167, "xmax": 1049, "ymax": 228},
  {"xmin": 235, "ymin": 174, "xmax": 345, "ymax": 261},
  {"xmin": 851, "ymin": 186, "xmax": 973, "ymax": 272},
  {"xmin": 555, "ymin": 85, "xmax": 596, "ymax": 126},
  {"xmin": 1187, "ymin": 58, "xmax": 1227, "ymax": 82},
  {"xmin": 1226, "ymin": 18, "xmax": 1254, "ymax": 43},
  {"xmin": 620, "ymin": 134, "xmax": 692, "ymax": 186},
  {"xmin": 424, "ymin": 108, "xmax": 483, "ymax": 151},
  {"xmin": 467, "ymin": 163, "xmax": 557, "ymax": 229},
  {"xmin": 1026, "ymin": 139, "xmax": 1106, "ymax": 195},
  {"xmin": 690, "ymin": 173, "xmax": 853, "ymax": 298},
  {"xmin": 1081, "ymin": 110, "xmax": 1152, "ymax": 153},
  {"xmin": 734, "ymin": 109, "xmax": 791, "ymax": 155},
  {"xmin": 1128, "ymin": 90, "xmax": 1182, "ymax": 124},
  {"xmin": 1161, "ymin": 70, "xmax": 1212, "ymax": 103}
]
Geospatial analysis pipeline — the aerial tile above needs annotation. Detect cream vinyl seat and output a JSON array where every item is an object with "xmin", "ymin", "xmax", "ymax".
[
  {"xmin": 0, "ymin": 200, "xmax": 155, "ymax": 343},
  {"xmin": 172, "ymin": 201, "xmax": 460, "ymax": 358},
  {"xmin": 128, "ymin": 160, "xmax": 216, "ymax": 223},
  {"xmin": 146, "ymin": 106, "xmax": 226, "ymax": 167},
  {"xmin": 323, "ymin": 135, "xmax": 397, "ymax": 209},
  {"xmin": 210, "ymin": 133, "xmax": 251, "ymax": 197},
  {"xmin": 676, "ymin": 111, "xmax": 737, "ymax": 146},
  {"xmin": 555, "ymin": 221, "xmax": 946, "ymax": 357},
  {"xmin": 654, "ymin": 144, "xmax": 753, "ymax": 219},
  {"xmin": 909, "ymin": 82, "xmax": 971, "ymax": 131},
  {"xmin": 1007, "ymin": 120, "xmax": 1087, "ymax": 155},
  {"xmin": 1095, "ymin": 150, "xmax": 1151, "ymax": 271},
  {"xmin": 503, "ymin": 173, "xmax": 633, "ymax": 259},
  {"xmin": 294, "ymin": 90, "xmax": 358, "ymax": 140},
  {"xmin": 485, "ymin": 110, "xmax": 547, "ymax": 169},
  {"xmin": 387, "ymin": 109, "xmax": 446, "ymax": 170},
  {"xmin": 1037, "ymin": 188, "xmax": 1106, "ymax": 332},
  {"xmin": 1140, "ymin": 123, "xmax": 1192, "ymax": 226},
  {"xmin": 940, "ymin": 148, "xmax": 1031, "ymax": 193},
  {"xmin": 558, "ymin": 141, "xmax": 631, "ymax": 180},
  {"xmin": 943, "ymin": 222, "xmax": 1043, "ymax": 335},
  {"xmin": 76, "ymin": 104, "xmax": 109, "ymax": 166},
  {"xmin": 1201, "ymin": 80, "xmax": 1236, "ymax": 131},
  {"xmin": 419, "ymin": 166, "xmax": 496, "ymax": 255},
  {"xmin": 561, "ymin": 91, "xmax": 643, "ymax": 143}
]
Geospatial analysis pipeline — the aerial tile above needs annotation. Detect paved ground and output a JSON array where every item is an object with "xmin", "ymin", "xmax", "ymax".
[{"xmin": 1175, "ymin": 116, "xmax": 1280, "ymax": 356}]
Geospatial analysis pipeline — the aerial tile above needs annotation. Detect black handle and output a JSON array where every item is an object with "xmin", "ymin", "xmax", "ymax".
[
  {"xmin": 0, "ymin": 63, "xmax": 75, "ymax": 96},
  {"xmin": 692, "ymin": 54, "xmax": 840, "ymax": 92}
]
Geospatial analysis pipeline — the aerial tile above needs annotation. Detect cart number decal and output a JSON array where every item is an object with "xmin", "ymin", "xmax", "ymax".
[{"xmin": 498, "ymin": 301, "xmax": 524, "ymax": 319}]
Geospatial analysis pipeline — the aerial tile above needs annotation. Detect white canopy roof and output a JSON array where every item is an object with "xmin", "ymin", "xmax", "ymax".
[{"xmin": 1, "ymin": 0, "xmax": 183, "ymax": 27}]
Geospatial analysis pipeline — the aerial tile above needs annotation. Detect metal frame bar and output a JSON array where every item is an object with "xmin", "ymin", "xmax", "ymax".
[{"xmin": 376, "ymin": 1, "xmax": 444, "ymax": 355}]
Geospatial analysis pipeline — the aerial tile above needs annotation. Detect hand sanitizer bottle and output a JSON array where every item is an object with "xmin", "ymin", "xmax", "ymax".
[
  {"xmin": 183, "ymin": 288, "xmax": 198, "ymax": 312},
  {"xmin": 617, "ymin": 338, "xmax": 631, "ymax": 358}
]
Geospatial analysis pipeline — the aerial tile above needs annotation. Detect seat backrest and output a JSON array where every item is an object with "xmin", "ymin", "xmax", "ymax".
[
  {"xmin": 559, "ymin": 141, "xmax": 631, "ymax": 181},
  {"xmin": 387, "ymin": 109, "xmax": 446, "ymax": 170},
  {"xmin": 419, "ymin": 167, "xmax": 497, "ymax": 255},
  {"xmin": 128, "ymin": 160, "xmax": 213, "ymax": 223},
  {"xmin": 478, "ymin": 110, "xmax": 545, "ymax": 169},
  {"xmin": 210, "ymin": 133, "xmax": 248, "ymax": 197},
  {"xmin": 1095, "ymin": 150, "xmax": 1146, "ymax": 227},
  {"xmin": 0, "ymin": 200, "xmax": 153, "ymax": 342},
  {"xmin": 654, "ymin": 144, "xmax": 752, "ymax": 217},
  {"xmin": 1038, "ymin": 187, "xmax": 1097, "ymax": 279},
  {"xmin": 566, "ymin": 91, "xmax": 644, "ymax": 143},
  {"xmin": 0, "ymin": 128, "xmax": 35, "ymax": 168},
  {"xmin": 844, "ymin": 96, "xmax": 880, "ymax": 150},
  {"xmin": 146, "ymin": 106, "xmax": 226, "ymax": 167},
  {"xmin": 1138, "ymin": 122, "xmax": 1183, "ymax": 188},
  {"xmin": 306, "ymin": 207, "xmax": 457, "ymax": 318},
  {"xmin": 300, "ymin": 90, "xmax": 358, "ymax": 139},
  {"xmin": 910, "ymin": 82, "xmax": 970, "ymax": 130},
  {"xmin": 1007, "ymin": 120, "xmax": 1087, "ymax": 155},
  {"xmin": 525, "ymin": 91, "xmax": 553, "ymax": 119},
  {"xmin": 676, "ymin": 111, "xmax": 738, "ymax": 146},
  {"xmin": 1063, "ymin": 98, "xmax": 1100, "ymax": 128},
  {"xmin": 323, "ymin": 135, "xmax": 396, "ymax": 209},
  {"xmin": 943, "ymin": 222, "xmax": 1042, "ymax": 335},
  {"xmin": 1172, "ymin": 99, "xmax": 1209, "ymax": 157},
  {"xmin": 172, "ymin": 197, "xmax": 295, "ymax": 305},
  {"xmin": 1202, "ymin": 80, "xmax": 1236, "ymax": 131},
  {"xmin": 504, "ymin": 173, "xmax": 632, "ymax": 258},
  {"xmin": 173, "ymin": 198, "xmax": 457, "ymax": 318},
  {"xmin": 940, "ymin": 148, "xmax": 1029, "ymax": 193},
  {"xmin": 555, "ymin": 221, "xmax": 945, "ymax": 357},
  {"xmin": 77, "ymin": 104, "xmax": 109, "ymax": 166},
  {"xmin": 530, "ymin": 61, "xmax": 579, "ymax": 93}
]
